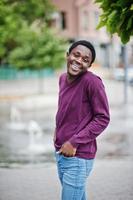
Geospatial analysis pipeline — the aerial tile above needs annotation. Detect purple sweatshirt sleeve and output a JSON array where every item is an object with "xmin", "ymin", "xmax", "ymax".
[{"xmin": 69, "ymin": 77, "xmax": 110, "ymax": 148}]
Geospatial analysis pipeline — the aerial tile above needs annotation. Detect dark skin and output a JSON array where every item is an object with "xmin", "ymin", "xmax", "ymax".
[{"xmin": 55, "ymin": 45, "xmax": 93, "ymax": 157}]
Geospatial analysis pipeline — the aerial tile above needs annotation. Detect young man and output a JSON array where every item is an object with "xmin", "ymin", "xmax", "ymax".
[{"xmin": 54, "ymin": 40, "xmax": 110, "ymax": 200}]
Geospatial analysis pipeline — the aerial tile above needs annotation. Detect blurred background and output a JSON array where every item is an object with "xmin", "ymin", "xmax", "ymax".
[
  {"xmin": 0, "ymin": 0, "xmax": 133, "ymax": 199},
  {"xmin": 0, "ymin": 0, "xmax": 133, "ymax": 200}
]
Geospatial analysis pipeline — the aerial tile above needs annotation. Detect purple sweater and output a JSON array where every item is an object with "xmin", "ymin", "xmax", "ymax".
[{"xmin": 55, "ymin": 71, "xmax": 110, "ymax": 159}]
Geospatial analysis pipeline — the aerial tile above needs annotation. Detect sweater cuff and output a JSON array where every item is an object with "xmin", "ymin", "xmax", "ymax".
[{"xmin": 69, "ymin": 136, "xmax": 79, "ymax": 149}]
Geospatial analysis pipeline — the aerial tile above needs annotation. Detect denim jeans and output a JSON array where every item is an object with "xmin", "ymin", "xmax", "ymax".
[{"xmin": 55, "ymin": 152, "xmax": 94, "ymax": 200}]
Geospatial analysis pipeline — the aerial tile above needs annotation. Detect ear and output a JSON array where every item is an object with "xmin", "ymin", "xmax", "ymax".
[
  {"xmin": 66, "ymin": 52, "xmax": 69, "ymax": 58},
  {"xmin": 88, "ymin": 64, "xmax": 92, "ymax": 68},
  {"xmin": 88, "ymin": 62, "xmax": 92, "ymax": 68}
]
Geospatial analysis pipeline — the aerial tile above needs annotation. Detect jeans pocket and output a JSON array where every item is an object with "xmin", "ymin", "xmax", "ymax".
[{"xmin": 62, "ymin": 155, "xmax": 76, "ymax": 159}]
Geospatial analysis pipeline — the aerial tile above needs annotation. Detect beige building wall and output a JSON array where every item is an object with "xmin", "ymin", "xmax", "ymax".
[{"xmin": 51, "ymin": 0, "xmax": 78, "ymax": 39}]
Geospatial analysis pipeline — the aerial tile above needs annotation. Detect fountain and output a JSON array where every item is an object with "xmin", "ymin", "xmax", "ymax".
[
  {"xmin": 6, "ymin": 105, "xmax": 26, "ymax": 130},
  {"xmin": 20, "ymin": 120, "xmax": 53, "ymax": 155},
  {"xmin": 1, "ymin": 105, "xmax": 54, "ymax": 167}
]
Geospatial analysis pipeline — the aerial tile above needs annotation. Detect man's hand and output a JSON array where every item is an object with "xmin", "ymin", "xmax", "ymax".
[{"xmin": 59, "ymin": 141, "xmax": 76, "ymax": 157}]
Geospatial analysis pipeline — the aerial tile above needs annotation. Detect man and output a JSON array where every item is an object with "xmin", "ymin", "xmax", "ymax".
[{"xmin": 54, "ymin": 40, "xmax": 110, "ymax": 200}]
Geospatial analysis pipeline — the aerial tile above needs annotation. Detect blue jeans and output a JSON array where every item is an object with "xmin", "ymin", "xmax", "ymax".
[{"xmin": 55, "ymin": 152, "xmax": 94, "ymax": 200}]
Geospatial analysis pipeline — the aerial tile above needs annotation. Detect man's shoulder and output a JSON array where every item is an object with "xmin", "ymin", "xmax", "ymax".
[
  {"xmin": 59, "ymin": 72, "xmax": 67, "ymax": 85},
  {"xmin": 83, "ymin": 71, "xmax": 102, "ymax": 83},
  {"xmin": 59, "ymin": 72, "xmax": 67, "ymax": 80},
  {"xmin": 82, "ymin": 71, "xmax": 105, "ymax": 91}
]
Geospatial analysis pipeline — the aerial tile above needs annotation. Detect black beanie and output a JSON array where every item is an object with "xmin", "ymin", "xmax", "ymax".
[{"xmin": 68, "ymin": 40, "xmax": 96, "ymax": 64}]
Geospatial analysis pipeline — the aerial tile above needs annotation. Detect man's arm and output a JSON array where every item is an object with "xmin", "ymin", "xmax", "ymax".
[{"xmin": 69, "ymin": 77, "xmax": 110, "ymax": 147}]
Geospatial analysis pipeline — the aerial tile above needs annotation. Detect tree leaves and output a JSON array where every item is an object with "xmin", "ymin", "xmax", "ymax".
[
  {"xmin": 8, "ymin": 27, "xmax": 67, "ymax": 70},
  {"xmin": 95, "ymin": 0, "xmax": 133, "ymax": 43},
  {"xmin": 0, "ymin": 0, "xmax": 67, "ymax": 69}
]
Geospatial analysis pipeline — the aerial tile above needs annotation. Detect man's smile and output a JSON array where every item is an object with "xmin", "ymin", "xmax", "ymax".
[{"xmin": 70, "ymin": 61, "xmax": 81, "ymax": 72}]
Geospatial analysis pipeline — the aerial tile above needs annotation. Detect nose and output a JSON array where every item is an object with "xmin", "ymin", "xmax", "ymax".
[{"xmin": 76, "ymin": 56, "xmax": 82, "ymax": 64}]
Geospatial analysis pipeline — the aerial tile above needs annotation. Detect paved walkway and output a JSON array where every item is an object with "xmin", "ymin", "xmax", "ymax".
[{"xmin": 0, "ymin": 159, "xmax": 133, "ymax": 200}]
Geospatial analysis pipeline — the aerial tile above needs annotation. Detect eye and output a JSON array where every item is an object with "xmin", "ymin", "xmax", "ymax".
[
  {"xmin": 83, "ymin": 57, "xmax": 90, "ymax": 63},
  {"xmin": 73, "ymin": 52, "xmax": 80, "ymax": 57}
]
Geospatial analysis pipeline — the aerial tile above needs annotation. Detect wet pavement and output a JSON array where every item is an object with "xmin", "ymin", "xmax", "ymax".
[{"xmin": 0, "ymin": 68, "xmax": 133, "ymax": 199}]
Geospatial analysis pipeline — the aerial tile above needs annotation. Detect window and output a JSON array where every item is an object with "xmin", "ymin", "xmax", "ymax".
[
  {"xmin": 49, "ymin": 11, "xmax": 67, "ymax": 30},
  {"xmin": 60, "ymin": 11, "xmax": 67, "ymax": 30}
]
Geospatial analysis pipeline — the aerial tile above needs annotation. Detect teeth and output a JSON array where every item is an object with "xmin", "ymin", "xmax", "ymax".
[
  {"xmin": 73, "ymin": 63, "xmax": 78, "ymax": 66},
  {"xmin": 71, "ymin": 64, "xmax": 79, "ymax": 71}
]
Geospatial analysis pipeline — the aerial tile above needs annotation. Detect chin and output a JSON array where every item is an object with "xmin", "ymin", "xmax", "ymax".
[
  {"xmin": 68, "ymin": 67, "xmax": 79, "ymax": 74},
  {"xmin": 68, "ymin": 70, "xmax": 80, "ymax": 77}
]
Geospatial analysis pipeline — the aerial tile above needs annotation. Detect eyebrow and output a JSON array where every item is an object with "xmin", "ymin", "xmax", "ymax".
[{"xmin": 73, "ymin": 50, "xmax": 90, "ymax": 58}]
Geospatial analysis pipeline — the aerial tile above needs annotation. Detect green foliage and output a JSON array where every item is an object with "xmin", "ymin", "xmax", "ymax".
[
  {"xmin": 95, "ymin": 0, "xmax": 133, "ymax": 43},
  {"xmin": 9, "ymin": 26, "xmax": 67, "ymax": 69},
  {"xmin": 0, "ymin": 0, "xmax": 21, "ymax": 62},
  {"xmin": 2, "ymin": 0, "xmax": 54, "ymax": 25},
  {"xmin": 0, "ymin": 0, "xmax": 67, "ymax": 69}
]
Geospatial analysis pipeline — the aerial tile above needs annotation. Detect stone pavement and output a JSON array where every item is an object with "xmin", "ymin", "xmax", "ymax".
[
  {"xmin": 0, "ymin": 159, "xmax": 133, "ymax": 200},
  {"xmin": 0, "ymin": 67, "xmax": 133, "ymax": 200}
]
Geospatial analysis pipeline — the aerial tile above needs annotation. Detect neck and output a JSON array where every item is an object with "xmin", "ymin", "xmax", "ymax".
[{"xmin": 67, "ymin": 73, "xmax": 77, "ymax": 83}]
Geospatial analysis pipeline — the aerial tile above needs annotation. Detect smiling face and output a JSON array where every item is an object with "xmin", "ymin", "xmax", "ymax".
[{"xmin": 67, "ymin": 45, "xmax": 92, "ymax": 80}]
